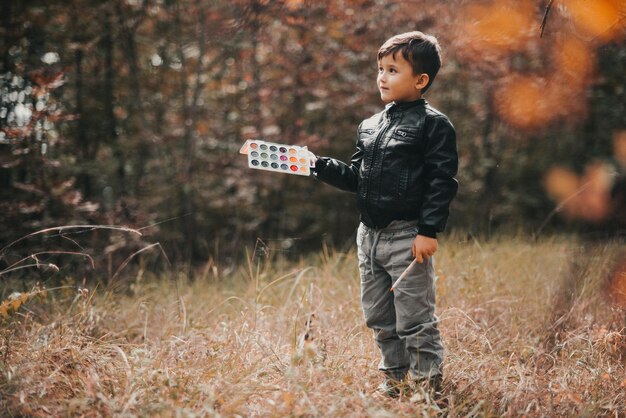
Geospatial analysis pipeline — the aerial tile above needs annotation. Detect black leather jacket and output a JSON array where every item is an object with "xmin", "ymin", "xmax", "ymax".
[{"xmin": 314, "ymin": 99, "xmax": 458, "ymax": 237}]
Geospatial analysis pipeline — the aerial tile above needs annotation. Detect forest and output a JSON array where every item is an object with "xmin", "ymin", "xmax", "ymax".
[{"xmin": 1, "ymin": 0, "xmax": 624, "ymax": 267}]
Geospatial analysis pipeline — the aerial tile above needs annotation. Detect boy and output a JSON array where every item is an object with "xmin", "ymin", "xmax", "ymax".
[{"xmin": 313, "ymin": 31, "xmax": 458, "ymax": 397}]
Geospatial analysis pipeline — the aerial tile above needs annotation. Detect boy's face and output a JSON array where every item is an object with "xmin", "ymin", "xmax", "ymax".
[{"xmin": 377, "ymin": 53, "xmax": 428, "ymax": 103}]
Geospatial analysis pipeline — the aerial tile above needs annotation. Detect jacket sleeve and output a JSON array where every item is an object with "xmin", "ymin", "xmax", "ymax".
[
  {"xmin": 313, "ymin": 126, "xmax": 364, "ymax": 193},
  {"xmin": 418, "ymin": 115, "xmax": 459, "ymax": 238}
]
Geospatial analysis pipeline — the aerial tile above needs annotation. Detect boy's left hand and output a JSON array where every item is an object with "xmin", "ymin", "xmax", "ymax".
[{"xmin": 412, "ymin": 235, "xmax": 438, "ymax": 263}]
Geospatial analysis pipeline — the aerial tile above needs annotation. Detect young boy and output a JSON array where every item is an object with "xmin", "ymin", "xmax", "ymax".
[{"xmin": 313, "ymin": 31, "xmax": 458, "ymax": 397}]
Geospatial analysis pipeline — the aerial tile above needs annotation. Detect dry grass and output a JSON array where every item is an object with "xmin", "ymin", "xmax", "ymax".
[{"xmin": 1, "ymin": 235, "xmax": 624, "ymax": 417}]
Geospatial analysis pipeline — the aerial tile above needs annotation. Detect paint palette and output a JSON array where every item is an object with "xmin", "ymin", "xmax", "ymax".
[{"xmin": 240, "ymin": 139, "xmax": 315, "ymax": 176}]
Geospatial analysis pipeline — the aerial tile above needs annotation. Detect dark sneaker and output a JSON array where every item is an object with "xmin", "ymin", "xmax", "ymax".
[
  {"xmin": 413, "ymin": 375, "xmax": 446, "ymax": 407},
  {"xmin": 378, "ymin": 378, "xmax": 406, "ymax": 398},
  {"xmin": 426, "ymin": 374, "xmax": 443, "ymax": 394}
]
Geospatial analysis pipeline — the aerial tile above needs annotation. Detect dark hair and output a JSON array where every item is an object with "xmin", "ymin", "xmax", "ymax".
[{"xmin": 377, "ymin": 31, "xmax": 442, "ymax": 93}]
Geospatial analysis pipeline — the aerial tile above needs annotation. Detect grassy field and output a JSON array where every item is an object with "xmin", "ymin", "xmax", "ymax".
[{"xmin": 1, "ymin": 235, "xmax": 625, "ymax": 417}]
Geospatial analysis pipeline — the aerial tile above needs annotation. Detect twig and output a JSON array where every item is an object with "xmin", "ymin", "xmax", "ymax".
[
  {"xmin": 109, "ymin": 242, "xmax": 168, "ymax": 282},
  {"xmin": 540, "ymin": 0, "xmax": 555, "ymax": 38},
  {"xmin": 0, "ymin": 264, "xmax": 57, "ymax": 276},
  {"xmin": 136, "ymin": 213, "xmax": 192, "ymax": 231},
  {"xmin": 390, "ymin": 258, "xmax": 418, "ymax": 292},
  {"xmin": 533, "ymin": 181, "xmax": 592, "ymax": 240},
  {"xmin": 257, "ymin": 266, "xmax": 313, "ymax": 302},
  {"xmin": 0, "ymin": 225, "xmax": 142, "ymax": 255},
  {"xmin": 3, "ymin": 251, "xmax": 95, "ymax": 272}
]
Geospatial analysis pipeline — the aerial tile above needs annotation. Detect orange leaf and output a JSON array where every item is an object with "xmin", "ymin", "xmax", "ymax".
[
  {"xmin": 10, "ymin": 298, "xmax": 22, "ymax": 311},
  {"xmin": 545, "ymin": 167, "xmax": 580, "ymax": 202},
  {"xmin": 565, "ymin": 0, "xmax": 626, "ymax": 42},
  {"xmin": 552, "ymin": 36, "xmax": 595, "ymax": 84},
  {"xmin": 493, "ymin": 75, "xmax": 555, "ymax": 129},
  {"xmin": 461, "ymin": 0, "xmax": 534, "ymax": 54},
  {"xmin": 0, "ymin": 303, "xmax": 9, "ymax": 319}
]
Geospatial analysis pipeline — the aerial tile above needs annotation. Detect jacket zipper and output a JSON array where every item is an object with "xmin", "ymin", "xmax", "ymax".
[{"xmin": 364, "ymin": 113, "xmax": 391, "ymax": 222}]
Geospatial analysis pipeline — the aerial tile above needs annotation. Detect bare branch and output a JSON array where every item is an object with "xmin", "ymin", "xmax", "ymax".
[
  {"xmin": 0, "ymin": 225, "xmax": 142, "ymax": 255},
  {"xmin": 540, "ymin": 0, "xmax": 555, "ymax": 38}
]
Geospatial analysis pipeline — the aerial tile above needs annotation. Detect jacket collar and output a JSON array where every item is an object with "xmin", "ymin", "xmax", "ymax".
[{"xmin": 386, "ymin": 99, "xmax": 427, "ymax": 113}]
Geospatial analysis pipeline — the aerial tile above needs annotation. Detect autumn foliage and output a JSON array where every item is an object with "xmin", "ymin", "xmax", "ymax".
[{"xmin": 1, "ymin": 0, "xmax": 625, "ymax": 266}]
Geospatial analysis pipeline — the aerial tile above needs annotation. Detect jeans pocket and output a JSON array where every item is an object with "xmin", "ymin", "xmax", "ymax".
[{"xmin": 356, "ymin": 224, "xmax": 365, "ymax": 248}]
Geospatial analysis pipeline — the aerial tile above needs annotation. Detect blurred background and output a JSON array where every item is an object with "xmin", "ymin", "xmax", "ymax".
[{"xmin": 1, "ymin": 0, "xmax": 625, "ymax": 272}]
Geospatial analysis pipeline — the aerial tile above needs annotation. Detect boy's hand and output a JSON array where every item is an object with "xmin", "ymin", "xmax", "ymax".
[{"xmin": 412, "ymin": 234, "xmax": 438, "ymax": 263}]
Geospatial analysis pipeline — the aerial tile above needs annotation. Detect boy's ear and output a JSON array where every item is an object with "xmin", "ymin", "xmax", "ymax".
[{"xmin": 415, "ymin": 73, "xmax": 429, "ymax": 91}]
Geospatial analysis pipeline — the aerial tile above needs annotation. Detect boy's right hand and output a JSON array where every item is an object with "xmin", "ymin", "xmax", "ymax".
[{"xmin": 412, "ymin": 234, "xmax": 438, "ymax": 263}]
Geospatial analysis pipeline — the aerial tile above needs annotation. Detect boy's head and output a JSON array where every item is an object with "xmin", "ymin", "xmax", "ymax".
[{"xmin": 377, "ymin": 31, "xmax": 442, "ymax": 94}]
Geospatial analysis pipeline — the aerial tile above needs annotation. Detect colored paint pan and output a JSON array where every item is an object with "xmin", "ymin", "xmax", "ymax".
[{"xmin": 241, "ymin": 139, "xmax": 315, "ymax": 176}]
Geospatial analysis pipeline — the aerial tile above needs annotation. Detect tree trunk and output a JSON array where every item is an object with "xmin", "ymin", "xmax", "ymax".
[
  {"xmin": 74, "ymin": 46, "xmax": 92, "ymax": 198},
  {"xmin": 1, "ymin": 0, "xmax": 13, "ymax": 72},
  {"xmin": 174, "ymin": 2, "xmax": 195, "ymax": 262},
  {"xmin": 102, "ymin": 5, "xmax": 125, "ymax": 197},
  {"xmin": 115, "ymin": 0, "xmax": 149, "ymax": 194}
]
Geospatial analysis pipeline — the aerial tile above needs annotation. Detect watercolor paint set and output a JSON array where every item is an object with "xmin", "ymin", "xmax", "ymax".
[{"xmin": 239, "ymin": 139, "xmax": 315, "ymax": 176}]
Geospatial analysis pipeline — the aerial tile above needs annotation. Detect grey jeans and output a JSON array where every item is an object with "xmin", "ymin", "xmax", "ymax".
[{"xmin": 356, "ymin": 220, "xmax": 443, "ymax": 381}]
